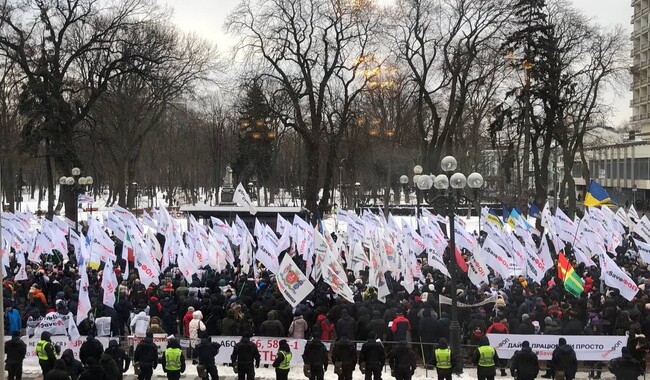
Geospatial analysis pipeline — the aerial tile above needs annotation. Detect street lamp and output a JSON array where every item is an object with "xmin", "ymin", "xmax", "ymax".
[
  {"xmin": 59, "ymin": 167, "xmax": 93, "ymax": 232},
  {"xmin": 431, "ymin": 155, "xmax": 483, "ymax": 374}
]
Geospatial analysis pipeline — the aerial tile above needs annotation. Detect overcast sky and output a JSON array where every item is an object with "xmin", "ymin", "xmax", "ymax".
[{"xmin": 162, "ymin": 0, "xmax": 633, "ymax": 127}]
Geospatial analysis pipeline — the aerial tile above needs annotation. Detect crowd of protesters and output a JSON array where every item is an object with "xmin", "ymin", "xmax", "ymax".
[{"xmin": 3, "ymin": 213, "xmax": 650, "ymax": 380}]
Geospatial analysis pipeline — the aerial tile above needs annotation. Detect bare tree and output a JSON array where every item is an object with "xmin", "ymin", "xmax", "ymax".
[
  {"xmin": 389, "ymin": 0, "xmax": 514, "ymax": 173},
  {"xmin": 0, "ymin": 0, "xmax": 164, "ymax": 220},
  {"xmin": 226, "ymin": 0, "xmax": 381, "ymax": 217}
]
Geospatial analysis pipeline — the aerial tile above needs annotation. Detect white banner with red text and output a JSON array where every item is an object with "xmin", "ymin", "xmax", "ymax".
[
  {"xmin": 212, "ymin": 336, "xmax": 308, "ymax": 365},
  {"xmin": 487, "ymin": 334, "xmax": 625, "ymax": 361},
  {"xmin": 3, "ymin": 336, "xmax": 110, "ymax": 364}
]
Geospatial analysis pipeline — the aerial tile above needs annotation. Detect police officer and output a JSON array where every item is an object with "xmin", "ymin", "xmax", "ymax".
[
  {"xmin": 231, "ymin": 332, "xmax": 261, "ymax": 380},
  {"xmin": 432, "ymin": 338, "xmax": 456, "ymax": 380},
  {"xmin": 388, "ymin": 340, "xmax": 417, "ymax": 380},
  {"xmin": 359, "ymin": 332, "xmax": 386, "ymax": 380},
  {"xmin": 302, "ymin": 332, "xmax": 329, "ymax": 380},
  {"xmin": 161, "ymin": 338, "xmax": 186, "ymax": 380},
  {"xmin": 5, "ymin": 331, "xmax": 27, "ymax": 380},
  {"xmin": 472, "ymin": 336, "xmax": 499, "ymax": 380},
  {"xmin": 36, "ymin": 331, "xmax": 58, "ymax": 377},
  {"xmin": 195, "ymin": 337, "xmax": 221, "ymax": 380},
  {"xmin": 272, "ymin": 339, "xmax": 292, "ymax": 380},
  {"xmin": 331, "ymin": 336, "xmax": 357, "ymax": 380},
  {"xmin": 510, "ymin": 340, "xmax": 539, "ymax": 380},
  {"xmin": 134, "ymin": 331, "xmax": 159, "ymax": 380}
]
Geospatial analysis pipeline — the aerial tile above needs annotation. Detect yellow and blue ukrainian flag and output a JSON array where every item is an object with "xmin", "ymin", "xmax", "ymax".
[{"xmin": 584, "ymin": 179, "xmax": 615, "ymax": 207}]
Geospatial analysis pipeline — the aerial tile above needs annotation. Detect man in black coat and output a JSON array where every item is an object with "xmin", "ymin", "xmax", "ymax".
[
  {"xmin": 551, "ymin": 338, "xmax": 578, "ymax": 380},
  {"xmin": 79, "ymin": 333, "xmax": 104, "ymax": 366},
  {"xmin": 336, "ymin": 310, "xmax": 356, "ymax": 341},
  {"xmin": 388, "ymin": 340, "xmax": 417, "ymax": 380},
  {"xmin": 368, "ymin": 310, "xmax": 388, "ymax": 341},
  {"xmin": 608, "ymin": 347, "xmax": 644, "ymax": 380},
  {"xmin": 45, "ymin": 359, "xmax": 74, "ymax": 380},
  {"xmin": 62, "ymin": 349, "xmax": 84, "ymax": 380},
  {"xmin": 359, "ymin": 333, "xmax": 386, "ymax": 380},
  {"xmin": 418, "ymin": 309, "xmax": 438, "ymax": 367},
  {"xmin": 515, "ymin": 315, "xmax": 536, "ymax": 335},
  {"xmin": 231, "ymin": 333, "xmax": 261, "ymax": 380},
  {"xmin": 195, "ymin": 337, "xmax": 222, "ymax": 380},
  {"xmin": 510, "ymin": 340, "xmax": 539, "ymax": 380},
  {"xmin": 303, "ymin": 333, "xmax": 329, "ymax": 380},
  {"xmin": 5, "ymin": 331, "xmax": 27, "ymax": 380},
  {"xmin": 104, "ymin": 340, "xmax": 131, "ymax": 380},
  {"xmin": 134, "ymin": 332, "xmax": 159, "ymax": 380},
  {"xmin": 332, "ymin": 336, "xmax": 358, "ymax": 380}
]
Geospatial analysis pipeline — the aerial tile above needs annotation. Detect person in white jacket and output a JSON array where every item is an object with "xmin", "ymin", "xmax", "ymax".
[
  {"xmin": 130, "ymin": 311, "xmax": 150, "ymax": 337},
  {"xmin": 189, "ymin": 310, "xmax": 206, "ymax": 347}
]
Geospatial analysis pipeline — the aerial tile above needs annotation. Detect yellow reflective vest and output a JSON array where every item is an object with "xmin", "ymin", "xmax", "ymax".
[
  {"xmin": 435, "ymin": 348, "xmax": 452, "ymax": 369},
  {"xmin": 36, "ymin": 340, "xmax": 51, "ymax": 361},
  {"xmin": 477, "ymin": 346, "xmax": 496, "ymax": 367},
  {"xmin": 279, "ymin": 351, "xmax": 292, "ymax": 370},
  {"xmin": 165, "ymin": 348, "xmax": 182, "ymax": 371}
]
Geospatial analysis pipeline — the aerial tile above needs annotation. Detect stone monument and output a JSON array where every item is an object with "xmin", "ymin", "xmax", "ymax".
[{"xmin": 220, "ymin": 165, "xmax": 235, "ymax": 204}]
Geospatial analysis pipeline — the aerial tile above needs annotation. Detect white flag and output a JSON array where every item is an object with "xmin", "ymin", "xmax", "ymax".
[
  {"xmin": 276, "ymin": 255, "xmax": 314, "ymax": 307},
  {"xmin": 101, "ymin": 258, "xmax": 118, "ymax": 308},
  {"xmin": 481, "ymin": 237, "xmax": 517, "ymax": 278},
  {"xmin": 233, "ymin": 183, "xmax": 257, "ymax": 215},
  {"xmin": 602, "ymin": 254, "xmax": 639, "ymax": 301},
  {"xmin": 634, "ymin": 216, "xmax": 650, "ymax": 243},
  {"xmin": 77, "ymin": 265, "xmax": 92, "ymax": 325},
  {"xmin": 634, "ymin": 238, "xmax": 650, "ymax": 264}
]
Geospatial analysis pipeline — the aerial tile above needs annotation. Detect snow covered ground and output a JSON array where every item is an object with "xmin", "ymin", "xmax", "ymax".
[{"xmin": 16, "ymin": 362, "xmax": 613, "ymax": 380}]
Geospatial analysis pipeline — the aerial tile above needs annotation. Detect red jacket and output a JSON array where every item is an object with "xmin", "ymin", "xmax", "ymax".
[
  {"xmin": 486, "ymin": 321, "xmax": 509, "ymax": 334},
  {"xmin": 317, "ymin": 314, "xmax": 335, "ymax": 340},
  {"xmin": 183, "ymin": 311, "xmax": 194, "ymax": 336}
]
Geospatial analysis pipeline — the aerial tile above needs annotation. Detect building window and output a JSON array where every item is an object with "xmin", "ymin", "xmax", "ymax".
[
  {"xmin": 636, "ymin": 157, "xmax": 650, "ymax": 180},
  {"xmin": 572, "ymin": 162, "xmax": 582, "ymax": 178}
]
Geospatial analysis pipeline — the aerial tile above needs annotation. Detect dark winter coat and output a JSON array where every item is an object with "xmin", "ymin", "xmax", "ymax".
[
  {"xmin": 260, "ymin": 311, "xmax": 285, "ymax": 337},
  {"xmin": 45, "ymin": 360, "xmax": 73, "ymax": 380},
  {"xmin": 134, "ymin": 337, "xmax": 159, "ymax": 366},
  {"xmin": 78, "ymin": 362, "xmax": 107, "ymax": 380},
  {"xmin": 418, "ymin": 315, "xmax": 439, "ymax": 343},
  {"xmin": 196, "ymin": 338, "xmax": 221, "ymax": 366},
  {"xmin": 336, "ymin": 313, "xmax": 356, "ymax": 340},
  {"xmin": 79, "ymin": 337, "xmax": 104, "ymax": 365},
  {"xmin": 368, "ymin": 315, "xmax": 388, "ymax": 341},
  {"xmin": 563, "ymin": 318, "xmax": 584, "ymax": 335},
  {"xmin": 230, "ymin": 337, "xmax": 261, "ymax": 368},
  {"xmin": 99, "ymin": 353, "xmax": 121, "ymax": 380},
  {"xmin": 515, "ymin": 321, "xmax": 536, "ymax": 335},
  {"xmin": 552, "ymin": 343, "xmax": 578, "ymax": 377},
  {"xmin": 302, "ymin": 338, "xmax": 329, "ymax": 369},
  {"xmin": 609, "ymin": 352, "xmax": 644, "ymax": 380},
  {"xmin": 359, "ymin": 339, "xmax": 386, "ymax": 368},
  {"xmin": 510, "ymin": 347, "xmax": 539, "ymax": 380},
  {"xmin": 332, "ymin": 339, "xmax": 357, "ymax": 366},
  {"xmin": 221, "ymin": 311, "xmax": 240, "ymax": 336},
  {"xmin": 5, "ymin": 335, "xmax": 27, "ymax": 364},
  {"xmin": 388, "ymin": 343, "xmax": 417, "ymax": 372},
  {"xmin": 104, "ymin": 340, "xmax": 130, "ymax": 374},
  {"xmin": 62, "ymin": 349, "xmax": 84, "ymax": 380}
]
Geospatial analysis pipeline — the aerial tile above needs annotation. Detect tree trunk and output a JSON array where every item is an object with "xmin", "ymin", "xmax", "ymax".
[
  {"xmin": 318, "ymin": 137, "xmax": 338, "ymax": 216},
  {"xmin": 117, "ymin": 160, "xmax": 127, "ymax": 207},
  {"xmin": 305, "ymin": 140, "xmax": 320, "ymax": 221},
  {"xmin": 45, "ymin": 145, "xmax": 56, "ymax": 220}
]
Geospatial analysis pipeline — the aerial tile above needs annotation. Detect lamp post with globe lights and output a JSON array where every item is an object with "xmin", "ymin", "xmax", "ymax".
[
  {"xmin": 59, "ymin": 167, "xmax": 93, "ymax": 232},
  {"xmin": 430, "ymin": 156, "xmax": 484, "ymax": 374}
]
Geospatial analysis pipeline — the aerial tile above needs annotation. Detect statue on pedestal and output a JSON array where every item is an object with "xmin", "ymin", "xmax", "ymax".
[{"xmin": 220, "ymin": 165, "xmax": 235, "ymax": 204}]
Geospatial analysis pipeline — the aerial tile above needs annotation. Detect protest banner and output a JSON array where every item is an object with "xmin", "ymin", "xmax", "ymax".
[
  {"xmin": 3, "ymin": 336, "xmax": 109, "ymax": 364},
  {"xmin": 211, "ymin": 336, "xmax": 308, "ymax": 365},
  {"xmin": 487, "ymin": 334, "xmax": 625, "ymax": 361},
  {"xmin": 127, "ymin": 333, "xmax": 169, "ymax": 358}
]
